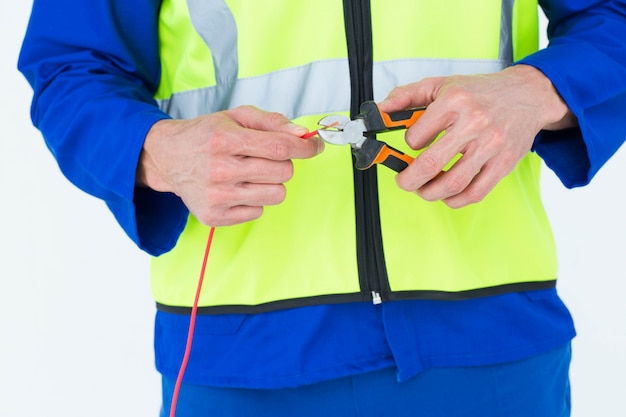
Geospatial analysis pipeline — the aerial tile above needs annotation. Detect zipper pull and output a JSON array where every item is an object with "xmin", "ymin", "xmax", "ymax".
[{"xmin": 371, "ymin": 291, "xmax": 382, "ymax": 305}]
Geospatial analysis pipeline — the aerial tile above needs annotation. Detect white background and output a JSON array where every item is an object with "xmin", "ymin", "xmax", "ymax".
[{"xmin": 2, "ymin": 3, "xmax": 625, "ymax": 416}]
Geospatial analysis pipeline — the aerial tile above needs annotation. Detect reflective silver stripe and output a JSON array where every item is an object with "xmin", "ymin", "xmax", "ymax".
[
  {"xmin": 372, "ymin": 58, "xmax": 507, "ymax": 103},
  {"xmin": 157, "ymin": 58, "xmax": 508, "ymax": 120},
  {"xmin": 499, "ymin": 0, "xmax": 515, "ymax": 64},
  {"xmin": 186, "ymin": 0, "xmax": 238, "ymax": 84},
  {"xmin": 157, "ymin": 59, "xmax": 350, "ymax": 119}
]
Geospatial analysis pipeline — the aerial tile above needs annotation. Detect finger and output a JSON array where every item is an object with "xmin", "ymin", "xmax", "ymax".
[
  {"xmin": 381, "ymin": 87, "xmax": 457, "ymax": 153},
  {"xmin": 414, "ymin": 153, "xmax": 482, "ymax": 202},
  {"xmin": 396, "ymin": 130, "xmax": 469, "ymax": 191},
  {"xmin": 227, "ymin": 105, "xmax": 310, "ymax": 136},
  {"xmin": 225, "ymin": 182, "xmax": 288, "ymax": 207},
  {"xmin": 440, "ymin": 150, "xmax": 522, "ymax": 208},
  {"xmin": 204, "ymin": 205, "xmax": 265, "ymax": 227},
  {"xmin": 199, "ymin": 182, "xmax": 287, "ymax": 225},
  {"xmin": 234, "ymin": 129, "xmax": 324, "ymax": 161},
  {"xmin": 218, "ymin": 157, "xmax": 294, "ymax": 185},
  {"xmin": 401, "ymin": 98, "xmax": 457, "ymax": 151},
  {"xmin": 441, "ymin": 165, "xmax": 500, "ymax": 209},
  {"xmin": 378, "ymin": 78, "xmax": 445, "ymax": 112},
  {"xmin": 220, "ymin": 106, "xmax": 325, "ymax": 160}
]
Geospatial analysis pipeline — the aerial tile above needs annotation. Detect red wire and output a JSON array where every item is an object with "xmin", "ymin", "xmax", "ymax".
[
  {"xmin": 169, "ymin": 226, "xmax": 216, "ymax": 417},
  {"xmin": 168, "ymin": 127, "xmax": 313, "ymax": 413},
  {"xmin": 300, "ymin": 129, "xmax": 318, "ymax": 139},
  {"xmin": 166, "ymin": 127, "xmax": 310, "ymax": 412}
]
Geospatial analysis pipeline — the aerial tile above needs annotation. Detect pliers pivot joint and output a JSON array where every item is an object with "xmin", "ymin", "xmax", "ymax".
[{"xmin": 317, "ymin": 101, "xmax": 425, "ymax": 172}]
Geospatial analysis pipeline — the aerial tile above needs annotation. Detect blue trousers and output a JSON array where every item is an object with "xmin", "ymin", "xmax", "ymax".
[{"xmin": 161, "ymin": 343, "xmax": 571, "ymax": 417}]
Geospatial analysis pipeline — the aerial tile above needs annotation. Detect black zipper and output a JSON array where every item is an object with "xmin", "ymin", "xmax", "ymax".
[{"xmin": 342, "ymin": 0, "xmax": 390, "ymax": 304}]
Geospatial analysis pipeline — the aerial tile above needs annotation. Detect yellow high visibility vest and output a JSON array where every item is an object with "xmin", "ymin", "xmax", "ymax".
[{"xmin": 151, "ymin": 0, "xmax": 556, "ymax": 314}]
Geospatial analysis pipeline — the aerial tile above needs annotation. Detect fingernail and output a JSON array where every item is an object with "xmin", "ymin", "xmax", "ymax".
[
  {"xmin": 287, "ymin": 123, "xmax": 308, "ymax": 136},
  {"xmin": 315, "ymin": 138, "xmax": 325, "ymax": 155}
]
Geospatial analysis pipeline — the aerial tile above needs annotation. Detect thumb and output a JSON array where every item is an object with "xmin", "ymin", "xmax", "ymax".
[
  {"xmin": 283, "ymin": 122, "xmax": 309, "ymax": 137},
  {"xmin": 227, "ymin": 105, "xmax": 308, "ymax": 136},
  {"xmin": 379, "ymin": 78, "xmax": 443, "ymax": 112}
]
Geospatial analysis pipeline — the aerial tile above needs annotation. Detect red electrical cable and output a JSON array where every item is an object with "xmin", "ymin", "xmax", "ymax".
[
  {"xmin": 300, "ymin": 129, "xmax": 319, "ymax": 139},
  {"xmin": 169, "ymin": 226, "xmax": 216, "ymax": 417},
  {"xmin": 168, "ymin": 128, "xmax": 314, "ymax": 414},
  {"xmin": 167, "ymin": 128, "xmax": 313, "ymax": 413}
]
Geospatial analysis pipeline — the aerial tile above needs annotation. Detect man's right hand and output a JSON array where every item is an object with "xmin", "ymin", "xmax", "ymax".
[{"xmin": 137, "ymin": 105, "xmax": 324, "ymax": 226}]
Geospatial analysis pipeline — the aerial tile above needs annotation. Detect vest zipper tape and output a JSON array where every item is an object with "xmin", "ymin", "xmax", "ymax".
[{"xmin": 342, "ymin": 0, "xmax": 390, "ymax": 304}]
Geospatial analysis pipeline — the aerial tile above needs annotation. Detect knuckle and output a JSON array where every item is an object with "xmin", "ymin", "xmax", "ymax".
[
  {"xmin": 486, "ymin": 127, "xmax": 506, "ymax": 148},
  {"xmin": 444, "ymin": 83, "xmax": 470, "ymax": 103},
  {"xmin": 469, "ymin": 108, "xmax": 491, "ymax": 129},
  {"xmin": 442, "ymin": 173, "xmax": 467, "ymax": 195},
  {"xmin": 417, "ymin": 153, "xmax": 442, "ymax": 177},
  {"xmin": 237, "ymin": 104, "xmax": 257, "ymax": 113},
  {"xmin": 500, "ymin": 149, "xmax": 521, "ymax": 166},
  {"xmin": 445, "ymin": 86, "xmax": 483, "ymax": 115},
  {"xmin": 267, "ymin": 110, "xmax": 288, "ymax": 125},
  {"xmin": 388, "ymin": 86, "xmax": 404, "ymax": 99},
  {"xmin": 463, "ymin": 188, "xmax": 487, "ymax": 205},
  {"xmin": 206, "ymin": 130, "xmax": 231, "ymax": 153},
  {"xmin": 207, "ymin": 160, "xmax": 234, "ymax": 183},
  {"xmin": 225, "ymin": 104, "xmax": 256, "ymax": 120},
  {"xmin": 268, "ymin": 138, "xmax": 292, "ymax": 160}
]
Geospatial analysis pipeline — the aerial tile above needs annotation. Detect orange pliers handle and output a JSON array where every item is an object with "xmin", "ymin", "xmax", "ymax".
[
  {"xmin": 360, "ymin": 101, "xmax": 426, "ymax": 133},
  {"xmin": 355, "ymin": 101, "xmax": 425, "ymax": 172}
]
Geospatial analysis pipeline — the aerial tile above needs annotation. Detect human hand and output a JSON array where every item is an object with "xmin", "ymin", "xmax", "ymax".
[
  {"xmin": 137, "ymin": 105, "xmax": 324, "ymax": 226},
  {"xmin": 378, "ymin": 64, "xmax": 576, "ymax": 208}
]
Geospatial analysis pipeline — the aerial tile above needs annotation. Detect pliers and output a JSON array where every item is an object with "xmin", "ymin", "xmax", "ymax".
[{"xmin": 317, "ymin": 101, "xmax": 425, "ymax": 172}]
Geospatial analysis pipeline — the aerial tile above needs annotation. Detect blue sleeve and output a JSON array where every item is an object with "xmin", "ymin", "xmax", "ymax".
[
  {"xmin": 18, "ymin": 0, "xmax": 188, "ymax": 256},
  {"xmin": 518, "ymin": 0, "xmax": 626, "ymax": 187}
]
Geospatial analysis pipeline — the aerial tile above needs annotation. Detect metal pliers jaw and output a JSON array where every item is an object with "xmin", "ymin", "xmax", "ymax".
[{"xmin": 317, "ymin": 101, "xmax": 425, "ymax": 172}]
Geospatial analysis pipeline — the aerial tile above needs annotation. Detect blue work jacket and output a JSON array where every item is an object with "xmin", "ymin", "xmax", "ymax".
[{"xmin": 18, "ymin": 0, "xmax": 626, "ymax": 388}]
